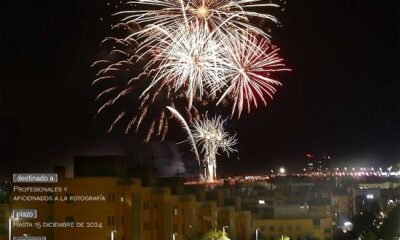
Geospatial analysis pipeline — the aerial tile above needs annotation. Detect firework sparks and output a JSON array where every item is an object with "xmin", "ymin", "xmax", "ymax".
[
  {"xmin": 142, "ymin": 22, "xmax": 228, "ymax": 107},
  {"xmin": 218, "ymin": 31, "xmax": 291, "ymax": 117},
  {"xmin": 108, "ymin": 111, "xmax": 126, "ymax": 132},
  {"xmin": 191, "ymin": 114, "xmax": 237, "ymax": 181},
  {"xmin": 93, "ymin": 0, "xmax": 289, "ymax": 147},
  {"xmin": 117, "ymin": 0, "xmax": 280, "ymax": 38}
]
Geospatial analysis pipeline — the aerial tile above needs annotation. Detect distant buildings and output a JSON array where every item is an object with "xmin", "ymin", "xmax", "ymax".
[
  {"xmin": 3, "ymin": 156, "xmax": 253, "ymax": 240},
  {"xmin": 0, "ymin": 155, "xmax": 399, "ymax": 240},
  {"xmin": 252, "ymin": 218, "xmax": 332, "ymax": 240},
  {"xmin": 305, "ymin": 153, "xmax": 331, "ymax": 173},
  {"xmin": 0, "ymin": 183, "xmax": 10, "ymax": 240}
]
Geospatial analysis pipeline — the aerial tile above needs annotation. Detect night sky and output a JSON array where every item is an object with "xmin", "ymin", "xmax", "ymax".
[{"xmin": 1, "ymin": 0, "xmax": 399, "ymax": 179}]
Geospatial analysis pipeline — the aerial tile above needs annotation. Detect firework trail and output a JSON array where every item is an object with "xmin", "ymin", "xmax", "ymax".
[
  {"xmin": 166, "ymin": 106, "xmax": 201, "ymax": 166},
  {"xmin": 92, "ymin": 23, "xmax": 202, "ymax": 142}
]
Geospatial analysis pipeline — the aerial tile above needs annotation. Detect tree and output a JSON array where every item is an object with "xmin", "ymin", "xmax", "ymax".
[
  {"xmin": 381, "ymin": 205, "xmax": 400, "ymax": 240},
  {"xmin": 200, "ymin": 230, "xmax": 230, "ymax": 240},
  {"xmin": 301, "ymin": 232, "xmax": 319, "ymax": 240},
  {"xmin": 352, "ymin": 211, "xmax": 376, "ymax": 233},
  {"xmin": 369, "ymin": 200, "xmax": 381, "ymax": 216}
]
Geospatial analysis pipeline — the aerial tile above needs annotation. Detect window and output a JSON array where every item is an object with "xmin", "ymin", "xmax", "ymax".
[
  {"xmin": 269, "ymin": 225, "xmax": 275, "ymax": 231},
  {"xmin": 143, "ymin": 201, "xmax": 150, "ymax": 210},
  {"xmin": 108, "ymin": 216, "xmax": 115, "ymax": 226},
  {"xmin": 143, "ymin": 222, "xmax": 150, "ymax": 231},
  {"xmin": 107, "ymin": 193, "xmax": 116, "ymax": 203},
  {"xmin": 313, "ymin": 218, "xmax": 320, "ymax": 227}
]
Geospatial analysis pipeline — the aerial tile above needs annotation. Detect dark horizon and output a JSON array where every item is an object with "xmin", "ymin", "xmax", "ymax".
[{"xmin": 1, "ymin": 0, "xmax": 399, "ymax": 179}]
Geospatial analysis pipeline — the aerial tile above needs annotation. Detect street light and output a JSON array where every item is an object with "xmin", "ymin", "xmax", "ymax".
[
  {"xmin": 8, "ymin": 217, "xmax": 11, "ymax": 240},
  {"xmin": 111, "ymin": 230, "xmax": 117, "ymax": 240},
  {"xmin": 9, "ymin": 216, "xmax": 19, "ymax": 240},
  {"xmin": 255, "ymin": 228, "xmax": 261, "ymax": 240}
]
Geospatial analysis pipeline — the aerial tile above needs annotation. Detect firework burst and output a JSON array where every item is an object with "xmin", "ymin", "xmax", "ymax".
[
  {"xmin": 117, "ymin": 0, "xmax": 280, "ymax": 37},
  {"xmin": 191, "ymin": 114, "xmax": 237, "ymax": 181},
  {"xmin": 218, "ymin": 31, "xmax": 291, "ymax": 117},
  {"xmin": 93, "ymin": 0, "xmax": 289, "ymax": 147},
  {"xmin": 142, "ymin": 22, "xmax": 228, "ymax": 107}
]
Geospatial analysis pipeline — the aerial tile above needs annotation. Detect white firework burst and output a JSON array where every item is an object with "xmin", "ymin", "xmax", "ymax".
[
  {"xmin": 191, "ymin": 114, "xmax": 237, "ymax": 181},
  {"xmin": 117, "ymin": 0, "xmax": 280, "ymax": 37},
  {"xmin": 93, "ymin": 0, "xmax": 290, "ymax": 144},
  {"xmin": 192, "ymin": 115, "xmax": 237, "ymax": 154},
  {"xmin": 142, "ymin": 22, "xmax": 227, "ymax": 107}
]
